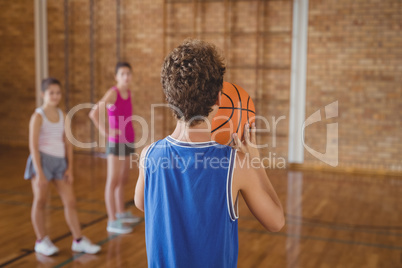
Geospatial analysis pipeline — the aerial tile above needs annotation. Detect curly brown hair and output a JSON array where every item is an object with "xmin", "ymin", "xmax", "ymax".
[{"xmin": 161, "ymin": 39, "xmax": 226, "ymax": 126}]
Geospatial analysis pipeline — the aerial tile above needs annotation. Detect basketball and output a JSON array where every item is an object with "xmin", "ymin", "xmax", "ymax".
[{"xmin": 211, "ymin": 82, "xmax": 256, "ymax": 145}]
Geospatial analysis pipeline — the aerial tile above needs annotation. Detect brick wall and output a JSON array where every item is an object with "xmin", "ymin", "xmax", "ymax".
[
  {"xmin": 45, "ymin": 0, "xmax": 166, "ymax": 152},
  {"xmin": 0, "ymin": 0, "xmax": 35, "ymax": 146},
  {"xmin": 305, "ymin": 0, "xmax": 402, "ymax": 172},
  {"xmin": 0, "ymin": 0, "xmax": 399, "ymax": 173},
  {"xmin": 123, "ymin": 0, "xmax": 165, "ymax": 146},
  {"xmin": 0, "ymin": 0, "xmax": 292, "ymax": 160},
  {"xmin": 162, "ymin": 0, "xmax": 293, "ymax": 168}
]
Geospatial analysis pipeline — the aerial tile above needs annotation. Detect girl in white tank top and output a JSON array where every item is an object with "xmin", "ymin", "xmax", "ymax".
[
  {"xmin": 34, "ymin": 107, "xmax": 65, "ymax": 158},
  {"xmin": 24, "ymin": 78, "xmax": 100, "ymax": 256}
]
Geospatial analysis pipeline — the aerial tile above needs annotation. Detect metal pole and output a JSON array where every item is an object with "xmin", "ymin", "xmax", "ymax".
[
  {"xmin": 116, "ymin": 0, "xmax": 121, "ymax": 61},
  {"xmin": 64, "ymin": 0, "xmax": 69, "ymax": 111},
  {"xmin": 90, "ymin": 0, "xmax": 95, "ymax": 153},
  {"xmin": 34, "ymin": 0, "xmax": 48, "ymax": 107}
]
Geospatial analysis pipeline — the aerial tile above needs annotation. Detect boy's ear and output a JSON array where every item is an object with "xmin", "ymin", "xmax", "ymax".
[{"xmin": 216, "ymin": 91, "xmax": 222, "ymax": 106}]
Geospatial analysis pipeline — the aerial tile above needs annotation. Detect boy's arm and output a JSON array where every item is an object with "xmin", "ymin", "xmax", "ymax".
[
  {"xmin": 63, "ymin": 112, "xmax": 74, "ymax": 184},
  {"xmin": 29, "ymin": 113, "xmax": 46, "ymax": 186},
  {"xmin": 89, "ymin": 89, "xmax": 117, "ymax": 137},
  {"xmin": 232, "ymin": 123, "xmax": 285, "ymax": 232},
  {"xmin": 134, "ymin": 145, "xmax": 151, "ymax": 212}
]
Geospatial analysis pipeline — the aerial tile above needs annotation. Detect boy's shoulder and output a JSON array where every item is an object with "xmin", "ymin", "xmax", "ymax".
[
  {"xmin": 147, "ymin": 136, "xmax": 234, "ymax": 158},
  {"xmin": 140, "ymin": 139, "xmax": 166, "ymax": 158},
  {"xmin": 144, "ymin": 138, "xmax": 168, "ymax": 153}
]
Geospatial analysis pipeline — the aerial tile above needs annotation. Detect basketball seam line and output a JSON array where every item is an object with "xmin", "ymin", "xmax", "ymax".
[
  {"xmin": 230, "ymin": 83, "xmax": 242, "ymax": 145},
  {"xmin": 219, "ymin": 107, "xmax": 255, "ymax": 114},
  {"xmin": 247, "ymin": 96, "xmax": 250, "ymax": 124},
  {"xmin": 211, "ymin": 92, "xmax": 235, "ymax": 134}
]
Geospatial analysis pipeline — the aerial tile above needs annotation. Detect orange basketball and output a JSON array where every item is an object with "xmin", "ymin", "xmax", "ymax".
[{"xmin": 211, "ymin": 82, "xmax": 256, "ymax": 145}]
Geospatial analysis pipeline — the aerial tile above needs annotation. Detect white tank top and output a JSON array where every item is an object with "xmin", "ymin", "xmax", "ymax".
[{"xmin": 35, "ymin": 107, "xmax": 66, "ymax": 158}]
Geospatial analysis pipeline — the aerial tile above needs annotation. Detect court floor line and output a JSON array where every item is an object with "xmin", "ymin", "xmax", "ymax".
[
  {"xmin": 0, "ymin": 200, "xmax": 136, "ymax": 267},
  {"xmin": 240, "ymin": 216, "xmax": 402, "ymax": 237},
  {"xmin": 0, "ymin": 251, "xmax": 33, "ymax": 268},
  {"xmin": 285, "ymin": 213, "xmax": 402, "ymax": 230},
  {"xmin": 2, "ymin": 222, "xmax": 399, "ymax": 267},
  {"xmin": 52, "ymin": 233, "xmax": 120, "ymax": 268},
  {"xmin": 242, "ymin": 214, "xmax": 402, "ymax": 231},
  {"xmin": 3, "ymin": 195, "xmax": 400, "ymax": 237},
  {"xmin": 2, "ymin": 197, "xmax": 401, "ymax": 265},
  {"xmin": 0, "ymin": 189, "xmax": 106, "ymax": 204},
  {"xmin": 239, "ymin": 227, "xmax": 402, "ymax": 251},
  {"xmin": 3, "ymin": 189, "xmax": 401, "ymax": 230},
  {"xmin": 0, "ymin": 199, "xmax": 105, "ymax": 215},
  {"xmin": 39, "ymin": 224, "xmax": 402, "ymax": 267},
  {"xmin": 0, "ymin": 189, "xmax": 59, "ymax": 199},
  {"xmin": 285, "ymin": 219, "xmax": 402, "ymax": 237},
  {"xmin": 53, "ymin": 220, "xmax": 144, "ymax": 268}
]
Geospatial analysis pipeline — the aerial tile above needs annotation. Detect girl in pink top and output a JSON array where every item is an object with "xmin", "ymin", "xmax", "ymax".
[
  {"xmin": 107, "ymin": 85, "xmax": 135, "ymax": 144},
  {"xmin": 90, "ymin": 62, "xmax": 140, "ymax": 234}
]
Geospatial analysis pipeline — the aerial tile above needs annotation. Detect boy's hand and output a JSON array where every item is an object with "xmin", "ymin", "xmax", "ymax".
[
  {"xmin": 232, "ymin": 123, "xmax": 260, "ymax": 159},
  {"xmin": 64, "ymin": 168, "xmax": 74, "ymax": 184}
]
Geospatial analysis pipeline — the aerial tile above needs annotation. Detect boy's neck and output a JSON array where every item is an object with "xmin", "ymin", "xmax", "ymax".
[
  {"xmin": 171, "ymin": 121, "xmax": 212, "ymax": 143},
  {"xmin": 170, "ymin": 105, "xmax": 219, "ymax": 143}
]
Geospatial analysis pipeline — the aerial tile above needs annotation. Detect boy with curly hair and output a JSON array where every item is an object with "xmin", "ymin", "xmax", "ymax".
[{"xmin": 135, "ymin": 39, "xmax": 284, "ymax": 267}]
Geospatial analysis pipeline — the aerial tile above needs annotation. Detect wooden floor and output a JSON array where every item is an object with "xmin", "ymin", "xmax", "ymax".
[{"xmin": 0, "ymin": 147, "xmax": 401, "ymax": 268}]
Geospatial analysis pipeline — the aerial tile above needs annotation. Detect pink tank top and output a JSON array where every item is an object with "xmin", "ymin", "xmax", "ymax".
[{"xmin": 107, "ymin": 87, "xmax": 135, "ymax": 143}]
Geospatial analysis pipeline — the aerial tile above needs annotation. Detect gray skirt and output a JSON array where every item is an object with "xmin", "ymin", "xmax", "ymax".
[{"xmin": 24, "ymin": 152, "xmax": 67, "ymax": 181}]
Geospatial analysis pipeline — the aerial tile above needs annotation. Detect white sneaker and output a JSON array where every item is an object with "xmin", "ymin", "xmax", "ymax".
[
  {"xmin": 116, "ymin": 211, "xmax": 141, "ymax": 224},
  {"xmin": 34, "ymin": 236, "xmax": 59, "ymax": 256},
  {"xmin": 106, "ymin": 219, "xmax": 133, "ymax": 234},
  {"xmin": 72, "ymin": 236, "xmax": 101, "ymax": 254}
]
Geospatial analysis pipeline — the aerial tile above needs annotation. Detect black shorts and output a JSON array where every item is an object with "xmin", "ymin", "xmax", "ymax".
[{"xmin": 106, "ymin": 142, "xmax": 135, "ymax": 156}]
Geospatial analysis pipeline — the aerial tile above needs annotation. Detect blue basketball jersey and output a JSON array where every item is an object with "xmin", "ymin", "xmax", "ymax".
[{"xmin": 144, "ymin": 136, "xmax": 239, "ymax": 268}]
